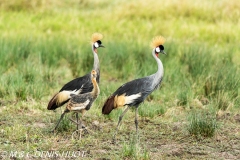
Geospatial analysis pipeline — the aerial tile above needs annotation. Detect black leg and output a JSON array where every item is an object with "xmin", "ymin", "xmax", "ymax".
[
  {"xmin": 69, "ymin": 114, "xmax": 84, "ymax": 129},
  {"xmin": 113, "ymin": 106, "xmax": 130, "ymax": 141},
  {"xmin": 76, "ymin": 113, "xmax": 79, "ymax": 130},
  {"xmin": 52, "ymin": 109, "xmax": 69, "ymax": 132},
  {"xmin": 135, "ymin": 107, "xmax": 139, "ymax": 134},
  {"xmin": 69, "ymin": 111, "xmax": 88, "ymax": 135},
  {"xmin": 76, "ymin": 113, "xmax": 82, "ymax": 139}
]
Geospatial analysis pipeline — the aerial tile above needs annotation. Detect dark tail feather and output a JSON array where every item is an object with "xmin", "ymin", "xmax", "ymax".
[
  {"xmin": 102, "ymin": 96, "xmax": 115, "ymax": 114},
  {"xmin": 47, "ymin": 93, "xmax": 59, "ymax": 110}
]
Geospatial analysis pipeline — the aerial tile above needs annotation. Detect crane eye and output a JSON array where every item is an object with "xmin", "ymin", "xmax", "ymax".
[
  {"xmin": 159, "ymin": 45, "xmax": 164, "ymax": 50},
  {"xmin": 94, "ymin": 42, "xmax": 99, "ymax": 48},
  {"xmin": 155, "ymin": 47, "xmax": 160, "ymax": 53}
]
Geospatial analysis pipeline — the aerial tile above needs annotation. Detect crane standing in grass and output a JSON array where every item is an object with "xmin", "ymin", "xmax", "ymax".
[
  {"xmin": 53, "ymin": 70, "xmax": 100, "ymax": 131},
  {"xmin": 47, "ymin": 33, "xmax": 104, "ymax": 130},
  {"xmin": 102, "ymin": 36, "xmax": 166, "ymax": 138}
]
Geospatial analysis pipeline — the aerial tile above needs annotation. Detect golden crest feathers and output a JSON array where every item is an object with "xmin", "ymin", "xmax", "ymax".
[
  {"xmin": 150, "ymin": 36, "xmax": 166, "ymax": 48},
  {"xmin": 91, "ymin": 33, "xmax": 103, "ymax": 43}
]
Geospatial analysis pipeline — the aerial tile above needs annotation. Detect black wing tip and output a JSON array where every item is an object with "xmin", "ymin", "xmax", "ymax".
[
  {"xmin": 47, "ymin": 101, "xmax": 58, "ymax": 110},
  {"xmin": 102, "ymin": 96, "xmax": 115, "ymax": 114},
  {"xmin": 47, "ymin": 93, "xmax": 60, "ymax": 110},
  {"xmin": 47, "ymin": 105, "xmax": 57, "ymax": 110},
  {"xmin": 102, "ymin": 106, "xmax": 111, "ymax": 115}
]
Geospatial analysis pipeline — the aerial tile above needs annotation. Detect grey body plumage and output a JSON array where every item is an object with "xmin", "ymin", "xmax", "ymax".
[
  {"xmin": 47, "ymin": 33, "xmax": 103, "ymax": 110},
  {"xmin": 52, "ymin": 70, "xmax": 100, "ymax": 132},
  {"xmin": 102, "ymin": 36, "xmax": 166, "ymax": 140}
]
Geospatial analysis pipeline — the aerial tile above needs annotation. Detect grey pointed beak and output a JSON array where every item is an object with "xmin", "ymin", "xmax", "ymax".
[
  {"xmin": 99, "ymin": 44, "xmax": 105, "ymax": 48},
  {"xmin": 161, "ymin": 50, "xmax": 166, "ymax": 55}
]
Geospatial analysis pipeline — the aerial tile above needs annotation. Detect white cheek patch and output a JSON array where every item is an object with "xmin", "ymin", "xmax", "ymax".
[
  {"xmin": 156, "ymin": 47, "xmax": 160, "ymax": 53},
  {"xmin": 94, "ymin": 42, "xmax": 99, "ymax": 48}
]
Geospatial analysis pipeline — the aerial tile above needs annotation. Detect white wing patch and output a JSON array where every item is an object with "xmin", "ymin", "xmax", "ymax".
[
  {"xmin": 70, "ymin": 85, "xmax": 83, "ymax": 95},
  {"xmin": 71, "ymin": 99, "xmax": 90, "ymax": 111},
  {"xmin": 125, "ymin": 93, "xmax": 141, "ymax": 104}
]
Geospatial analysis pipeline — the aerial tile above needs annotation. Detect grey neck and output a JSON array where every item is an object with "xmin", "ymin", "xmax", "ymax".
[
  {"xmin": 92, "ymin": 45, "xmax": 100, "ymax": 76},
  {"xmin": 151, "ymin": 49, "xmax": 164, "ymax": 87}
]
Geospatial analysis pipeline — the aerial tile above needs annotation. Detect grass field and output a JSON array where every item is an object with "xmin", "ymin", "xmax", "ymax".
[{"xmin": 0, "ymin": 0, "xmax": 240, "ymax": 159}]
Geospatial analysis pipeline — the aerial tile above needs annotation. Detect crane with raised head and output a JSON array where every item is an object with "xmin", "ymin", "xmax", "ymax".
[
  {"xmin": 52, "ymin": 70, "xmax": 100, "ymax": 132},
  {"xmin": 47, "ymin": 33, "xmax": 104, "ymax": 130},
  {"xmin": 102, "ymin": 36, "xmax": 166, "ymax": 139}
]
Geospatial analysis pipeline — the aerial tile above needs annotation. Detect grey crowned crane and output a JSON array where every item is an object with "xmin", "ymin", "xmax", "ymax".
[
  {"xmin": 102, "ymin": 36, "xmax": 166, "ymax": 138},
  {"xmin": 53, "ymin": 70, "xmax": 100, "ymax": 131},
  {"xmin": 47, "ymin": 33, "xmax": 104, "ymax": 130}
]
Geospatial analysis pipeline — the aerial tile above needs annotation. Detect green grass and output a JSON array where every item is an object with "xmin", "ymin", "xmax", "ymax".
[
  {"xmin": 0, "ymin": 0, "xmax": 240, "ymax": 159},
  {"xmin": 121, "ymin": 135, "xmax": 150, "ymax": 160},
  {"xmin": 138, "ymin": 102, "xmax": 165, "ymax": 118},
  {"xmin": 187, "ymin": 110, "xmax": 217, "ymax": 138}
]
